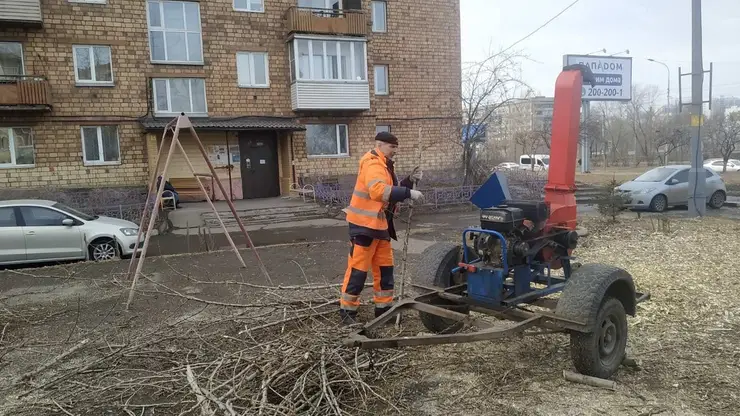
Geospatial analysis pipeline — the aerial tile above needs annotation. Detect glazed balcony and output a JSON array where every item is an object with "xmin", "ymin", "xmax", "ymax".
[
  {"xmin": 0, "ymin": 76, "xmax": 52, "ymax": 111},
  {"xmin": 286, "ymin": 7, "xmax": 366, "ymax": 37}
]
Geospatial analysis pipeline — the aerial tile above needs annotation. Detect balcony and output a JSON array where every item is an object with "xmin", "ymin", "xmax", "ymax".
[
  {"xmin": 0, "ymin": 0, "xmax": 43, "ymax": 26},
  {"xmin": 288, "ymin": 36, "xmax": 370, "ymax": 111},
  {"xmin": 286, "ymin": 7, "xmax": 366, "ymax": 37},
  {"xmin": 0, "ymin": 76, "xmax": 52, "ymax": 111}
]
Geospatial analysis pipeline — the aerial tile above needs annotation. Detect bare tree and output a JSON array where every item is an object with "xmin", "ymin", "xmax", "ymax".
[
  {"xmin": 708, "ymin": 111, "xmax": 740, "ymax": 172},
  {"xmin": 595, "ymin": 101, "xmax": 631, "ymax": 166},
  {"xmin": 625, "ymin": 85, "xmax": 662, "ymax": 166},
  {"xmin": 514, "ymin": 130, "xmax": 541, "ymax": 170},
  {"xmin": 459, "ymin": 49, "xmax": 530, "ymax": 184},
  {"xmin": 650, "ymin": 111, "xmax": 691, "ymax": 165}
]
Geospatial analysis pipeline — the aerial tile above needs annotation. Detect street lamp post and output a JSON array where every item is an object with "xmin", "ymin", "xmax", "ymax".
[{"xmin": 648, "ymin": 58, "xmax": 671, "ymax": 114}]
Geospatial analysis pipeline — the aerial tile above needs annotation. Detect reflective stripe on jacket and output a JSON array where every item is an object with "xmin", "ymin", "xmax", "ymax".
[{"xmin": 345, "ymin": 149, "xmax": 411, "ymax": 231}]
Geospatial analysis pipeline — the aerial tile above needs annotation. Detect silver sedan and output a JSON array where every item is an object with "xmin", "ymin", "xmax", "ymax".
[
  {"xmin": 0, "ymin": 199, "xmax": 142, "ymax": 266},
  {"xmin": 615, "ymin": 165, "xmax": 727, "ymax": 212}
]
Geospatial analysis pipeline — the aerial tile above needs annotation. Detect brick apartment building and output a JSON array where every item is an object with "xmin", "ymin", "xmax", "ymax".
[{"xmin": 0, "ymin": 0, "xmax": 462, "ymax": 201}]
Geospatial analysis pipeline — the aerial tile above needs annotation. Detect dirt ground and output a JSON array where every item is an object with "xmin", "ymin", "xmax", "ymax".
[{"xmin": 1, "ymin": 214, "xmax": 739, "ymax": 415}]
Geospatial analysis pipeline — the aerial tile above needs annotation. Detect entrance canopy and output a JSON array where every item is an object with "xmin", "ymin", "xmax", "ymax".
[{"xmin": 139, "ymin": 115, "xmax": 306, "ymax": 132}]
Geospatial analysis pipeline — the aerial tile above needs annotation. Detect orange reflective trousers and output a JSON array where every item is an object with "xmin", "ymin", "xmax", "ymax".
[{"xmin": 339, "ymin": 235, "xmax": 394, "ymax": 318}]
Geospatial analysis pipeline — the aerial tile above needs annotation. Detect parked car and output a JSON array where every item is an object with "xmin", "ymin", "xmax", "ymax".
[
  {"xmin": 703, "ymin": 159, "xmax": 740, "ymax": 172},
  {"xmin": 495, "ymin": 162, "xmax": 520, "ymax": 170},
  {"xmin": 0, "ymin": 199, "xmax": 141, "ymax": 266},
  {"xmin": 614, "ymin": 165, "xmax": 726, "ymax": 212}
]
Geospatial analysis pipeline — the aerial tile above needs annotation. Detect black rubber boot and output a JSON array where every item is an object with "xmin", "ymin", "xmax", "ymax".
[
  {"xmin": 339, "ymin": 309, "xmax": 359, "ymax": 326},
  {"xmin": 375, "ymin": 307, "xmax": 391, "ymax": 318}
]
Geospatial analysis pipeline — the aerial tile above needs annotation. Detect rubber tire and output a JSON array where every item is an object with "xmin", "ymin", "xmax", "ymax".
[
  {"xmin": 649, "ymin": 194, "xmax": 667, "ymax": 212},
  {"xmin": 569, "ymin": 297, "xmax": 628, "ymax": 379},
  {"xmin": 708, "ymin": 190, "xmax": 726, "ymax": 209},
  {"xmin": 415, "ymin": 242, "xmax": 469, "ymax": 334},
  {"xmin": 89, "ymin": 238, "xmax": 119, "ymax": 262}
]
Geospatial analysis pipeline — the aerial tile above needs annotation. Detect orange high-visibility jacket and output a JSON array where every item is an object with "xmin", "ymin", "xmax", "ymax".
[{"xmin": 345, "ymin": 149, "xmax": 411, "ymax": 231}]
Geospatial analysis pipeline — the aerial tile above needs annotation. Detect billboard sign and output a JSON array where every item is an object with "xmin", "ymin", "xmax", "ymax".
[{"xmin": 563, "ymin": 54, "xmax": 632, "ymax": 101}]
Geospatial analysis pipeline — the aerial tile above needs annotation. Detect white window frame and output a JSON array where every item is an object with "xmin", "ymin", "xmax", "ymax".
[
  {"xmin": 306, "ymin": 124, "xmax": 349, "ymax": 158},
  {"xmin": 374, "ymin": 64, "xmax": 388, "ymax": 95},
  {"xmin": 233, "ymin": 0, "xmax": 264, "ymax": 13},
  {"xmin": 0, "ymin": 41, "xmax": 25, "ymax": 77},
  {"xmin": 371, "ymin": 1, "xmax": 387, "ymax": 33},
  {"xmin": 80, "ymin": 126, "xmax": 121, "ymax": 166},
  {"xmin": 236, "ymin": 52, "xmax": 270, "ymax": 88},
  {"xmin": 146, "ymin": 0, "xmax": 204, "ymax": 65},
  {"xmin": 290, "ymin": 35, "xmax": 368, "ymax": 83},
  {"xmin": 72, "ymin": 45, "xmax": 114, "ymax": 86},
  {"xmin": 152, "ymin": 78, "xmax": 208, "ymax": 117},
  {"xmin": 0, "ymin": 127, "xmax": 35, "ymax": 169}
]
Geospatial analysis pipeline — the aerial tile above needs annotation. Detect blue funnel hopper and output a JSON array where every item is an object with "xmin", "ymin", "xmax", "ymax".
[{"xmin": 470, "ymin": 171, "xmax": 511, "ymax": 209}]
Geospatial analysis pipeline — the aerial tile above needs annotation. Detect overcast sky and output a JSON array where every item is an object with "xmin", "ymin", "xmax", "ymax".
[{"xmin": 460, "ymin": 0, "xmax": 740, "ymax": 103}]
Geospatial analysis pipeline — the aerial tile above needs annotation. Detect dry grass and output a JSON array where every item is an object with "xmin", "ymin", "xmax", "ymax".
[
  {"xmin": 1, "ymin": 216, "xmax": 739, "ymax": 415},
  {"xmin": 391, "ymin": 215, "xmax": 740, "ymax": 415}
]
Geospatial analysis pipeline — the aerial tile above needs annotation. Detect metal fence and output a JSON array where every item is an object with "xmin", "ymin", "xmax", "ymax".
[{"xmin": 313, "ymin": 183, "xmax": 482, "ymax": 210}]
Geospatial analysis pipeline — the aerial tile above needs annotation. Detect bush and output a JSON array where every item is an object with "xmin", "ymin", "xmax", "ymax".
[{"xmin": 596, "ymin": 178, "xmax": 628, "ymax": 222}]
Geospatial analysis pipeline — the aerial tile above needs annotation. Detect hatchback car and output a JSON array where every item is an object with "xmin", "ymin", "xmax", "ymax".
[
  {"xmin": 615, "ymin": 165, "xmax": 726, "ymax": 212},
  {"xmin": 704, "ymin": 159, "xmax": 740, "ymax": 172},
  {"xmin": 0, "ymin": 199, "xmax": 142, "ymax": 266}
]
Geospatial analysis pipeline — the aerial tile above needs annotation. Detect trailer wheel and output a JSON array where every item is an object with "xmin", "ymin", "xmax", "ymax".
[
  {"xmin": 415, "ymin": 242, "xmax": 468, "ymax": 334},
  {"xmin": 570, "ymin": 296, "xmax": 628, "ymax": 379}
]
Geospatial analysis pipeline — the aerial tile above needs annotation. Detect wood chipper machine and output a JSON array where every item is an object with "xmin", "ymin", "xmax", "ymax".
[{"xmin": 344, "ymin": 64, "xmax": 651, "ymax": 379}]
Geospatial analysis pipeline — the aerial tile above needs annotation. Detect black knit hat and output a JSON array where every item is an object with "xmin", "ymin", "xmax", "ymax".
[{"xmin": 375, "ymin": 131, "xmax": 398, "ymax": 145}]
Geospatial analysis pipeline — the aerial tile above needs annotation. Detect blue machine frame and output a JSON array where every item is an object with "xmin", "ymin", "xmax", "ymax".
[{"xmin": 454, "ymin": 227, "xmax": 572, "ymax": 308}]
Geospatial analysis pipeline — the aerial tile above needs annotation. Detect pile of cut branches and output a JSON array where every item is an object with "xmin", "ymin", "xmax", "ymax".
[{"xmin": 1, "ymin": 285, "xmax": 405, "ymax": 416}]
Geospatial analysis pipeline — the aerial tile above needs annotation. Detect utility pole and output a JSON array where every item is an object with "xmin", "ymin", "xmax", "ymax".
[
  {"xmin": 687, "ymin": 0, "xmax": 706, "ymax": 216},
  {"xmin": 581, "ymin": 101, "xmax": 590, "ymax": 173}
]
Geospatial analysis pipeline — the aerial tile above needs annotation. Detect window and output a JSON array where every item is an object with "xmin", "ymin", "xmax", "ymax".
[
  {"xmin": 299, "ymin": 0, "xmax": 342, "ymax": 16},
  {"xmin": 73, "ymin": 45, "xmax": 113, "ymax": 85},
  {"xmin": 0, "ymin": 207, "xmax": 18, "ymax": 228},
  {"xmin": 671, "ymin": 169, "xmax": 689, "ymax": 184},
  {"xmin": 152, "ymin": 78, "xmax": 207, "ymax": 116},
  {"xmin": 19, "ymin": 207, "xmax": 69, "ymax": 227},
  {"xmin": 147, "ymin": 1, "xmax": 203, "ymax": 64},
  {"xmin": 236, "ymin": 52, "xmax": 269, "ymax": 87},
  {"xmin": 68, "ymin": 0, "xmax": 107, "ymax": 4},
  {"xmin": 0, "ymin": 127, "xmax": 35, "ymax": 167},
  {"xmin": 306, "ymin": 124, "xmax": 349, "ymax": 157},
  {"xmin": 705, "ymin": 168, "xmax": 715, "ymax": 178},
  {"xmin": 233, "ymin": 0, "xmax": 264, "ymax": 12},
  {"xmin": 375, "ymin": 125, "xmax": 390, "ymax": 134},
  {"xmin": 292, "ymin": 38, "xmax": 366, "ymax": 82},
  {"xmin": 371, "ymin": 1, "xmax": 386, "ymax": 32},
  {"xmin": 81, "ymin": 126, "xmax": 120, "ymax": 165},
  {"xmin": 374, "ymin": 65, "xmax": 388, "ymax": 95},
  {"xmin": 0, "ymin": 42, "xmax": 24, "ymax": 78}
]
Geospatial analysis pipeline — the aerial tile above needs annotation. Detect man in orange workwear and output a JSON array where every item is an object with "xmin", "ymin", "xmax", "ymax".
[{"xmin": 339, "ymin": 131, "xmax": 424, "ymax": 325}]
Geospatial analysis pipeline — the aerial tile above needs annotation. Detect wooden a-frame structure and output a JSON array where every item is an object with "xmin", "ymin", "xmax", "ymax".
[{"xmin": 124, "ymin": 114, "xmax": 272, "ymax": 310}]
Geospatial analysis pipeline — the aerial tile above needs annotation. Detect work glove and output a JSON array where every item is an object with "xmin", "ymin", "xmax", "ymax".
[
  {"xmin": 410, "ymin": 166, "xmax": 423, "ymax": 182},
  {"xmin": 409, "ymin": 189, "xmax": 424, "ymax": 203}
]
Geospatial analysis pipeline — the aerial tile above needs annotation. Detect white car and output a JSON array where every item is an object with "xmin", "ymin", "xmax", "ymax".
[
  {"xmin": 0, "ymin": 199, "xmax": 142, "ymax": 266},
  {"xmin": 495, "ymin": 162, "xmax": 520, "ymax": 170},
  {"xmin": 704, "ymin": 159, "xmax": 740, "ymax": 172}
]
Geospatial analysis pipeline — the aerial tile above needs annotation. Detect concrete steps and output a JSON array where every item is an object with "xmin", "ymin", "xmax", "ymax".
[{"xmin": 201, "ymin": 204, "xmax": 329, "ymax": 227}]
